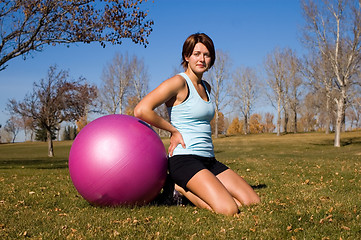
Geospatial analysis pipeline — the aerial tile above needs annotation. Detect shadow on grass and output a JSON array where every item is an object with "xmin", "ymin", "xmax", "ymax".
[
  {"xmin": 214, "ymin": 150, "xmax": 225, "ymax": 154},
  {"xmin": 310, "ymin": 136, "xmax": 361, "ymax": 147},
  {"xmin": 0, "ymin": 159, "xmax": 69, "ymax": 169},
  {"xmin": 341, "ymin": 136, "xmax": 361, "ymax": 146},
  {"xmin": 251, "ymin": 184, "xmax": 267, "ymax": 189}
]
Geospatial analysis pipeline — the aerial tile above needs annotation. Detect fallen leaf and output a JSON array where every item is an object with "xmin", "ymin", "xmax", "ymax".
[
  {"xmin": 341, "ymin": 226, "xmax": 350, "ymax": 231},
  {"xmin": 113, "ymin": 230, "xmax": 120, "ymax": 237},
  {"xmin": 328, "ymin": 207, "xmax": 334, "ymax": 213},
  {"xmin": 319, "ymin": 196, "xmax": 330, "ymax": 201}
]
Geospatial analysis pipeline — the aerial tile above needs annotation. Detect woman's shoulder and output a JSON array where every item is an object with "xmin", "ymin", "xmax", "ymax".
[
  {"xmin": 170, "ymin": 73, "xmax": 186, "ymax": 83},
  {"xmin": 162, "ymin": 74, "xmax": 187, "ymax": 90}
]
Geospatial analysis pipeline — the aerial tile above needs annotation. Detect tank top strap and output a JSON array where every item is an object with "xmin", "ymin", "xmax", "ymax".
[
  {"xmin": 201, "ymin": 80, "xmax": 211, "ymax": 100},
  {"xmin": 178, "ymin": 72, "xmax": 196, "ymax": 97}
]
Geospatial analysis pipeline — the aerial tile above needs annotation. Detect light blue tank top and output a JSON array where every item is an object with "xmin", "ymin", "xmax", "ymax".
[{"xmin": 167, "ymin": 72, "xmax": 215, "ymax": 157}]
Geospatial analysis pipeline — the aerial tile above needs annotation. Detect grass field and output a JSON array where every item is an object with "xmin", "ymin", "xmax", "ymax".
[{"xmin": 0, "ymin": 132, "xmax": 360, "ymax": 239}]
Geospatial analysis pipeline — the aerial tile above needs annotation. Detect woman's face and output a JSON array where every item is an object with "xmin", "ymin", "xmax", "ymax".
[{"xmin": 185, "ymin": 43, "xmax": 212, "ymax": 74}]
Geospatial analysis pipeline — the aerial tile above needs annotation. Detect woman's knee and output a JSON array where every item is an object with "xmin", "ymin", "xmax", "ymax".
[
  {"xmin": 212, "ymin": 202, "xmax": 239, "ymax": 216},
  {"xmin": 242, "ymin": 194, "xmax": 261, "ymax": 206}
]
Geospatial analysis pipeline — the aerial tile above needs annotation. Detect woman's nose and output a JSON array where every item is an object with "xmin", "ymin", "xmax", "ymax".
[{"xmin": 199, "ymin": 54, "xmax": 205, "ymax": 61}]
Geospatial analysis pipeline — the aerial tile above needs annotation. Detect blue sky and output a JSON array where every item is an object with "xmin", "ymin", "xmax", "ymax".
[{"xmin": 0, "ymin": 0, "xmax": 306, "ymax": 141}]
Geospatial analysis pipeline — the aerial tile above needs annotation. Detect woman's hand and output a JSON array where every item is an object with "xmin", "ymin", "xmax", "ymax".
[{"xmin": 168, "ymin": 130, "xmax": 186, "ymax": 156}]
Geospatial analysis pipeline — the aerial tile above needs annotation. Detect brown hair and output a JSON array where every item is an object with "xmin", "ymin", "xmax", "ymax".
[{"xmin": 181, "ymin": 33, "xmax": 216, "ymax": 70}]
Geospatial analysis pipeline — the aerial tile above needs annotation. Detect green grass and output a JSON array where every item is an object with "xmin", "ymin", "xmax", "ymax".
[{"xmin": 0, "ymin": 132, "xmax": 360, "ymax": 239}]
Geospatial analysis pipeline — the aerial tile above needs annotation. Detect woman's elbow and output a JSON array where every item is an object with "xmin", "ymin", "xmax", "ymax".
[
  {"xmin": 133, "ymin": 105, "xmax": 143, "ymax": 119},
  {"xmin": 134, "ymin": 104, "xmax": 150, "ymax": 121}
]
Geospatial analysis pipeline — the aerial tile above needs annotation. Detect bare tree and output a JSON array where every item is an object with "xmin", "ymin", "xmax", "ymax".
[
  {"xmin": 302, "ymin": 52, "xmax": 337, "ymax": 134},
  {"xmin": 264, "ymin": 48, "xmax": 288, "ymax": 136},
  {"xmin": 347, "ymin": 94, "xmax": 361, "ymax": 129},
  {"xmin": 4, "ymin": 116, "xmax": 22, "ymax": 143},
  {"xmin": 0, "ymin": 0, "xmax": 153, "ymax": 71},
  {"xmin": 0, "ymin": 126, "xmax": 13, "ymax": 143},
  {"xmin": 347, "ymin": 81, "xmax": 361, "ymax": 129},
  {"xmin": 98, "ymin": 53, "xmax": 132, "ymax": 114},
  {"xmin": 98, "ymin": 53, "xmax": 149, "ymax": 115},
  {"xmin": 284, "ymin": 49, "xmax": 303, "ymax": 133},
  {"xmin": 125, "ymin": 56, "xmax": 149, "ymax": 115},
  {"xmin": 301, "ymin": 0, "xmax": 361, "ymax": 147},
  {"xmin": 7, "ymin": 65, "xmax": 97, "ymax": 157},
  {"xmin": 230, "ymin": 66, "xmax": 258, "ymax": 134},
  {"xmin": 263, "ymin": 112, "xmax": 276, "ymax": 133},
  {"xmin": 130, "ymin": 56, "xmax": 149, "ymax": 102},
  {"xmin": 21, "ymin": 116, "xmax": 35, "ymax": 141},
  {"xmin": 206, "ymin": 50, "xmax": 230, "ymax": 138},
  {"xmin": 299, "ymin": 92, "xmax": 319, "ymax": 131}
]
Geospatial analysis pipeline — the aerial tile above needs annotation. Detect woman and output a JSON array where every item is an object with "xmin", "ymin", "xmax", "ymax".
[{"xmin": 134, "ymin": 33, "xmax": 260, "ymax": 215}]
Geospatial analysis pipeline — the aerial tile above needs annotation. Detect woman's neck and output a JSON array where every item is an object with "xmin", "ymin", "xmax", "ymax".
[{"xmin": 185, "ymin": 68, "xmax": 203, "ymax": 83}]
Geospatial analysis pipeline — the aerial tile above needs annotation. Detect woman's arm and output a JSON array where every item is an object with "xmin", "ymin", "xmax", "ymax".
[{"xmin": 134, "ymin": 75, "xmax": 186, "ymax": 155}]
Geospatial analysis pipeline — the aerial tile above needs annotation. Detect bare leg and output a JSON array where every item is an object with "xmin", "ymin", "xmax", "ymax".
[
  {"xmin": 178, "ymin": 169, "xmax": 239, "ymax": 216},
  {"xmin": 174, "ymin": 184, "xmax": 212, "ymax": 211},
  {"xmin": 175, "ymin": 184, "xmax": 242, "ymax": 210},
  {"xmin": 216, "ymin": 169, "xmax": 260, "ymax": 206}
]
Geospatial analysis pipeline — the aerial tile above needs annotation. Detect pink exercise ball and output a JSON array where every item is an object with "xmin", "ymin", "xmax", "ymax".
[{"xmin": 68, "ymin": 114, "xmax": 167, "ymax": 206}]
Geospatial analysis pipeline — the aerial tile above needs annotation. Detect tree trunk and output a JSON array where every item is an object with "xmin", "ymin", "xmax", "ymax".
[
  {"xmin": 293, "ymin": 111, "xmax": 297, "ymax": 134},
  {"xmin": 30, "ymin": 130, "xmax": 34, "ymax": 141},
  {"xmin": 325, "ymin": 92, "xmax": 331, "ymax": 134},
  {"xmin": 47, "ymin": 130, "xmax": 54, "ymax": 157},
  {"xmin": 119, "ymin": 97, "xmax": 123, "ymax": 114},
  {"xmin": 334, "ymin": 96, "xmax": 345, "ymax": 147},
  {"xmin": 341, "ymin": 109, "xmax": 346, "ymax": 132},
  {"xmin": 243, "ymin": 114, "xmax": 249, "ymax": 135},
  {"xmin": 283, "ymin": 110, "xmax": 288, "ymax": 134},
  {"xmin": 277, "ymin": 98, "xmax": 281, "ymax": 136}
]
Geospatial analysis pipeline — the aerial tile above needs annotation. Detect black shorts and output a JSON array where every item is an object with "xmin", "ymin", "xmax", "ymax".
[{"xmin": 168, "ymin": 154, "xmax": 229, "ymax": 190}]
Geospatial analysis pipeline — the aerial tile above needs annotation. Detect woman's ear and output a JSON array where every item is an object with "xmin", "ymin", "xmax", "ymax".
[{"xmin": 184, "ymin": 55, "xmax": 189, "ymax": 62}]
